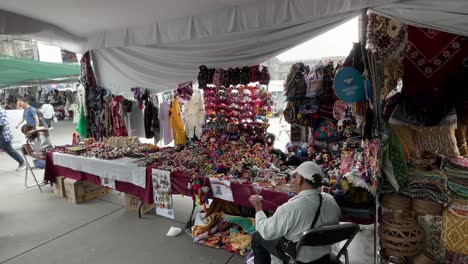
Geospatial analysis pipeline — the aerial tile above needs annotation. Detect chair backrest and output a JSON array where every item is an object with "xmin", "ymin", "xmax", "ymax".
[{"xmin": 296, "ymin": 223, "xmax": 359, "ymax": 258}]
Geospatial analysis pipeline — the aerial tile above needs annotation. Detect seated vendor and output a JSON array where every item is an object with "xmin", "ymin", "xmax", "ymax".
[
  {"xmin": 21, "ymin": 124, "xmax": 53, "ymax": 169},
  {"xmin": 249, "ymin": 161, "xmax": 341, "ymax": 264}
]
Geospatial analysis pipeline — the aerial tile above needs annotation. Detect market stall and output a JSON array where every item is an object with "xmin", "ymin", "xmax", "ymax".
[{"xmin": 4, "ymin": 1, "xmax": 468, "ymax": 263}]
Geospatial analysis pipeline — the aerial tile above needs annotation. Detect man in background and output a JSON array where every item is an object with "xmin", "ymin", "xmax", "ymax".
[
  {"xmin": 15, "ymin": 98, "xmax": 39, "ymax": 129},
  {"xmin": 40, "ymin": 100, "xmax": 55, "ymax": 130},
  {"xmin": 0, "ymin": 106, "xmax": 26, "ymax": 170}
]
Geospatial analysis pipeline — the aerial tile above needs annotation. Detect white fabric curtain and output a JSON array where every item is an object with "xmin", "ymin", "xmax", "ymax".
[
  {"xmin": 92, "ymin": 12, "xmax": 359, "ymax": 95},
  {"xmin": 85, "ymin": 0, "xmax": 394, "ymax": 51},
  {"xmin": 372, "ymin": 0, "xmax": 468, "ymax": 37}
]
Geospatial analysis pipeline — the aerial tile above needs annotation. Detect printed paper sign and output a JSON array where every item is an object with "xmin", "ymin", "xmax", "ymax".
[
  {"xmin": 152, "ymin": 169, "xmax": 175, "ymax": 219},
  {"xmin": 209, "ymin": 178, "xmax": 234, "ymax": 202},
  {"xmin": 100, "ymin": 177, "xmax": 116, "ymax": 189}
]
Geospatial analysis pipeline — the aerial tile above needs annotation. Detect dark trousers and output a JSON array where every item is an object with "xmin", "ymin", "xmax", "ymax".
[
  {"xmin": 44, "ymin": 118, "xmax": 53, "ymax": 128},
  {"xmin": 0, "ymin": 133, "xmax": 24, "ymax": 165},
  {"xmin": 252, "ymin": 232, "xmax": 330, "ymax": 264},
  {"xmin": 252, "ymin": 232, "xmax": 284, "ymax": 264}
]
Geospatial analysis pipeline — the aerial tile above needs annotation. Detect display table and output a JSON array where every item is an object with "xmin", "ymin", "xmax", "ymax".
[
  {"xmin": 44, "ymin": 151, "xmax": 290, "ymax": 211},
  {"xmin": 45, "ymin": 151, "xmax": 375, "ymax": 223},
  {"xmin": 45, "ymin": 152, "xmax": 154, "ymax": 204}
]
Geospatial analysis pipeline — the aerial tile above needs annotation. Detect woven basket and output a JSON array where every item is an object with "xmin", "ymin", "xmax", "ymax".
[
  {"xmin": 412, "ymin": 198, "xmax": 443, "ymax": 216},
  {"xmin": 379, "ymin": 212, "xmax": 424, "ymax": 257},
  {"xmin": 382, "ymin": 194, "xmax": 412, "ymax": 212},
  {"xmin": 412, "ymin": 252, "xmax": 434, "ymax": 264}
]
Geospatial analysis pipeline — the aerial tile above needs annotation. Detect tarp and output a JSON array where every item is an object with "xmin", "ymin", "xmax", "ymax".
[
  {"xmin": 0, "ymin": 54, "xmax": 80, "ymax": 88},
  {"xmin": 0, "ymin": 0, "xmax": 467, "ymax": 94}
]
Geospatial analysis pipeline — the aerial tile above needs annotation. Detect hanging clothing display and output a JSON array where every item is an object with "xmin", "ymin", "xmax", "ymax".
[
  {"xmin": 185, "ymin": 89, "xmax": 205, "ymax": 139},
  {"xmin": 111, "ymin": 95, "xmax": 128, "ymax": 137},
  {"xmin": 159, "ymin": 101, "xmax": 173, "ymax": 145},
  {"xmin": 402, "ymin": 26, "xmax": 468, "ymax": 122},
  {"xmin": 126, "ymin": 101, "xmax": 146, "ymax": 137},
  {"xmin": 169, "ymin": 97, "xmax": 186, "ymax": 145},
  {"xmin": 151, "ymin": 95, "xmax": 161, "ymax": 143}
]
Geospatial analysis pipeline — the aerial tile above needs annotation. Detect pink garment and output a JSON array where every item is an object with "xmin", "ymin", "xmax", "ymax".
[
  {"xmin": 111, "ymin": 96, "xmax": 128, "ymax": 136},
  {"xmin": 159, "ymin": 101, "xmax": 173, "ymax": 145}
]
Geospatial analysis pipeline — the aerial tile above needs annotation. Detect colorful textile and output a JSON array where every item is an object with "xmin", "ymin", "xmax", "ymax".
[
  {"xmin": 456, "ymin": 118, "xmax": 468, "ymax": 156},
  {"xmin": 418, "ymin": 215, "xmax": 445, "ymax": 263},
  {"xmin": 159, "ymin": 101, "xmax": 173, "ymax": 145},
  {"xmin": 443, "ymin": 209, "xmax": 468, "ymax": 255},
  {"xmin": 225, "ymin": 216, "xmax": 256, "ymax": 234},
  {"xmin": 192, "ymin": 213, "xmax": 254, "ymax": 256},
  {"xmin": 448, "ymin": 181, "xmax": 468, "ymax": 198},
  {"xmin": 446, "ymin": 250, "xmax": 468, "ymax": 264},
  {"xmin": 402, "ymin": 26, "xmax": 468, "ymax": 121},
  {"xmin": 388, "ymin": 127, "xmax": 408, "ymax": 189},
  {"xmin": 185, "ymin": 89, "xmax": 205, "ymax": 139},
  {"xmin": 449, "ymin": 199, "xmax": 468, "ymax": 218},
  {"xmin": 450, "ymin": 157, "xmax": 468, "ymax": 170},
  {"xmin": 401, "ymin": 168, "xmax": 450, "ymax": 206},
  {"xmin": 367, "ymin": 13, "xmax": 407, "ymax": 99},
  {"xmin": 169, "ymin": 98, "xmax": 186, "ymax": 145},
  {"xmin": 389, "ymin": 107, "xmax": 460, "ymax": 158},
  {"xmin": 110, "ymin": 96, "xmax": 128, "ymax": 137},
  {"xmin": 367, "ymin": 13, "xmax": 407, "ymax": 60}
]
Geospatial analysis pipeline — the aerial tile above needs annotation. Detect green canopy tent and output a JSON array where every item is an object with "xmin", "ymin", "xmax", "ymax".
[{"xmin": 0, "ymin": 54, "xmax": 80, "ymax": 88}]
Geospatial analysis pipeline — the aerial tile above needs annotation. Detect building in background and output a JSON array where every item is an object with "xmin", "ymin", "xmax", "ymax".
[{"xmin": 0, "ymin": 35, "xmax": 39, "ymax": 60}]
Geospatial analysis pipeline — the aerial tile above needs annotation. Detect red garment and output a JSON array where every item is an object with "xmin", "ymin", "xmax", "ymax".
[
  {"xmin": 402, "ymin": 26, "xmax": 468, "ymax": 109},
  {"xmin": 111, "ymin": 96, "xmax": 128, "ymax": 136}
]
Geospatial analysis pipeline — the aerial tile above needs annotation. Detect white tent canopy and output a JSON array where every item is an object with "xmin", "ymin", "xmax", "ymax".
[{"xmin": 1, "ymin": 0, "xmax": 467, "ymax": 95}]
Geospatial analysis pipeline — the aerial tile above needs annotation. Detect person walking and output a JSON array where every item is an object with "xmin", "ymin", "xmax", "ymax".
[
  {"xmin": 0, "ymin": 106, "xmax": 26, "ymax": 170},
  {"xmin": 40, "ymin": 101, "xmax": 55, "ymax": 130},
  {"xmin": 15, "ymin": 98, "xmax": 39, "ymax": 129}
]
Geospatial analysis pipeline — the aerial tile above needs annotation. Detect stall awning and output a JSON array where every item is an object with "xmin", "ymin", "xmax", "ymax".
[
  {"xmin": 1, "ymin": 0, "xmax": 466, "ymax": 94},
  {"xmin": 0, "ymin": 54, "xmax": 80, "ymax": 88}
]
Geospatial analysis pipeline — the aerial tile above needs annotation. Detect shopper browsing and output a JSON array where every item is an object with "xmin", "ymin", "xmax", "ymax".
[
  {"xmin": 21, "ymin": 124, "xmax": 53, "ymax": 169},
  {"xmin": 40, "ymin": 101, "xmax": 55, "ymax": 130},
  {"xmin": 16, "ymin": 98, "xmax": 39, "ymax": 128},
  {"xmin": 0, "ymin": 106, "xmax": 26, "ymax": 170},
  {"xmin": 249, "ymin": 161, "xmax": 341, "ymax": 264}
]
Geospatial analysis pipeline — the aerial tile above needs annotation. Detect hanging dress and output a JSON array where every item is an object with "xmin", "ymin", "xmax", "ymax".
[{"xmin": 169, "ymin": 98, "xmax": 186, "ymax": 145}]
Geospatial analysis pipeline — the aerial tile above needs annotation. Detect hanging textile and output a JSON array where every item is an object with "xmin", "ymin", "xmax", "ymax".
[
  {"xmin": 151, "ymin": 95, "xmax": 161, "ymax": 143},
  {"xmin": 111, "ymin": 95, "xmax": 128, "ymax": 137},
  {"xmin": 144, "ymin": 99, "xmax": 155, "ymax": 139},
  {"xmin": 76, "ymin": 104, "xmax": 88, "ymax": 138},
  {"xmin": 169, "ymin": 97, "xmax": 186, "ymax": 145},
  {"xmin": 126, "ymin": 101, "xmax": 146, "ymax": 137},
  {"xmin": 159, "ymin": 101, "xmax": 173, "ymax": 145},
  {"xmin": 185, "ymin": 89, "xmax": 205, "ymax": 139},
  {"xmin": 367, "ymin": 13, "xmax": 407, "ymax": 99},
  {"xmin": 402, "ymin": 26, "xmax": 468, "ymax": 123}
]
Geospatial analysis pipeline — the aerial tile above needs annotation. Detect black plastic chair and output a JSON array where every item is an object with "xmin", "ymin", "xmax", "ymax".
[{"xmin": 292, "ymin": 223, "xmax": 360, "ymax": 264}]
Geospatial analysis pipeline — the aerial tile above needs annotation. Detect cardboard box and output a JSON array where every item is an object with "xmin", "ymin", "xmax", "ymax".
[
  {"xmin": 124, "ymin": 193, "xmax": 155, "ymax": 215},
  {"xmin": 64, "ymin": 179, "xmax": 110, "ymax": 204},
  {"xmin": 53, "ymin": 176, "xmax": 66, "ymax": 198}
]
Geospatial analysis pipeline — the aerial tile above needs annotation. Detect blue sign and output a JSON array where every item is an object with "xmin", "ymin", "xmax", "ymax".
[{"xmin": 334, "ymin": 67, "xmax": 365, "ymax": 103}]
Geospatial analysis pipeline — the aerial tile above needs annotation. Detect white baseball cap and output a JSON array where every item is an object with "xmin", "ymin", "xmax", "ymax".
[{"xmin": 291, "ymin": 161, "xmax": 324, "ymax": 183}]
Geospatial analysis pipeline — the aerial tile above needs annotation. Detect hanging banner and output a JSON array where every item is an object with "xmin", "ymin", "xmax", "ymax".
[
  {"xmin": 209, "ymin": 178, "xmax": 234, "ymax": 202},
  {"xmin": 100, "ymin": 177, "xmax": 116, "ymax": 189},
  {"xmin": 334, "ymin": 67, "xmax": 365, "ymax": 103},
  {"xmin": 152, "ymin": 169, "xmax": 175, "ymax": 219}
]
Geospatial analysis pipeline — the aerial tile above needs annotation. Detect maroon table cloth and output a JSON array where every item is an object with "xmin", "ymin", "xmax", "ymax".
[
  {"xmin": 45, "ymin": 151, "xmax": 153, "ymax": 204},
  {"xmin": 45, "ymin": 153, "xmax": 290, "ymax": 211},
  {"xmin": 45, "ymin": 152, "xmax": 375, "ymax": 223}
]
